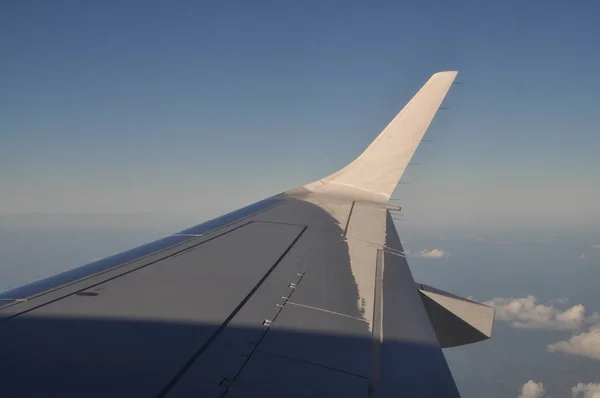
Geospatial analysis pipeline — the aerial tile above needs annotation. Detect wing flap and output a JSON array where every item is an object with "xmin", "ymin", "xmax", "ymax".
[{"xmin": 417, "ymin": 283, "xmax": 495, "ymax": 348}]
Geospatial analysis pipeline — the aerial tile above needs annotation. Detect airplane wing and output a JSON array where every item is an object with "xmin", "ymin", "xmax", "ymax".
[{"xmin": 0, "ymin": 71, "xmax": 493, "ymax": 398}]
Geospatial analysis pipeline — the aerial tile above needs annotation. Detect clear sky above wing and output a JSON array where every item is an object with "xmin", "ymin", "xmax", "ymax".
[{"xmin": 3, "ymin": 2, "xmax": 599, "ymax": 228}]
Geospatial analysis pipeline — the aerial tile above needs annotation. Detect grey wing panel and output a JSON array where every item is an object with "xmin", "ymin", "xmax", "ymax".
[
  {"xmin": 165, "ymin": 198, "xmax": 373, "ymax": 398},
  {"xmin": 0, "ymin": 196, "xmax": 460, "ymax": 398},
  {"xmin": 378, "ymin": 213, "xmax": 460, "ymax": 397},
  {"xmin": 235, "ymin": 199, "xmax": 460, "ymax": 398},
  {"xmin": 0, "ymin": 198, "xmax": 283, "ymax": 303},
  {"xmin": 0, "ymin": 220, "xmax": 305, "ymax": 397},
  {"xmin": 169, "ymin": 197, "xmax": 459, "ymax": 398}
]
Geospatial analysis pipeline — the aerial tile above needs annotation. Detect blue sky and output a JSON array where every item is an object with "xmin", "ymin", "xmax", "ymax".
[{"xmin": 2, "ymin": 0, "xmax": 600, "ymax": 228}]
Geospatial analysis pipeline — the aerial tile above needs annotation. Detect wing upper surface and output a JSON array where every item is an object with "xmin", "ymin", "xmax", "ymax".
[{"xmin": 0, "ymin": 72, "xmax": 479, "ymax": 398}]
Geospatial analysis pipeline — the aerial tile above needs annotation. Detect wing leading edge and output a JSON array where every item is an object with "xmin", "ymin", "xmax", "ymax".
[{"xmin": 0, "ymin": 71, "xmax": 493, "ymax": 398}]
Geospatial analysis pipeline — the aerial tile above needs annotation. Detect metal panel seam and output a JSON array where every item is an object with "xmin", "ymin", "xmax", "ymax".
[
  {"xmin": 218, "ymin": 269, "xmax": 309, "ymax": 395},
  {"xmin": 256, "ymin": 350, "xmax": 370, "ymax": 381},
  {"xmin": 156, "ymin": 225, "xmax": 308, "ymax": 398},
  {"xmin": 369, "ymin": 249, "xmax": 384, "ymax": 398},
  {"xmin": 342, "ymin": 201, "xmax": 356, "ymax": 237}
]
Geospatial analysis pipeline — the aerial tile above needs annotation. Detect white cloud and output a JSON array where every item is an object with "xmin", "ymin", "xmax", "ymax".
[
  {"xmin": 581, "ymin": 254, "xmax": 587, "ymax": 259},
  {"xmin": 517, "ymin": 380, "xmax": 600, "ymax": 398},
  {"xmin": 414, "ymin": 249, "xmax": 450, "ymax": 259},
  {"xmin": 519, "ymin": 380, "xmax": 545, "ymax": 398},
  {"xmin": 476, "ymin": 237, "xmax": 485, "ymax": 242},
  {"xmin": 548, "ymin": 325, "xmax": 600, "ymax": 360},
  {"xmin": 483, "ymin": 296, "xmax": 596, "ymax": 331},
  {"xmin": 516, "ymin": 380, "xmax": 600, "ymax": 398},
  {"xmin": 572, "ymin": 382, "xmax": 600, "ymax": 398},
  {"xmin": 591, "ymin": 245, "xmax": 600, "ymax": 249}
]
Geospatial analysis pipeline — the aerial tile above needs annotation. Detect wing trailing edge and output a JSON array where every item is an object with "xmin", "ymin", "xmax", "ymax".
[
  {"xmin": 417, "ymin": 283, "xmax": 495, "ymax": 348},
  {"xmin": 302, "ymin": 71, "xmax": 458, "ymax": 203}
]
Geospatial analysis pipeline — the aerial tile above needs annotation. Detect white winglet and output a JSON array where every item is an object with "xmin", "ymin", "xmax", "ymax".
[{"xmin": 303, "ymin": 71, "xmax": 458, "ymax": 202}]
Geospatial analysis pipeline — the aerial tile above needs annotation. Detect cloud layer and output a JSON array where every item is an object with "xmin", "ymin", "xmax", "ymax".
[
  {"xmin": 572, "ymin": 382, "xmax": 600, "ymax": 398},
  {"xmin": 518, "ymin": 380, "xmax": 545, "ymax": 398},
  {"xmin": 414, "ymin": 248, "xmax": 450, "ymax": 259},
  {"xmin": 517, "ymin": 380, "xmax": 600, "ymax": 398},
  {"xmin": 483, "ymin": 296, "xmax": 598, "ymax": 331},
  {"xmin": 548, "ymin": 325, "xmax": 600, "ymax": 360}
]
